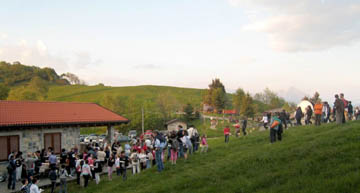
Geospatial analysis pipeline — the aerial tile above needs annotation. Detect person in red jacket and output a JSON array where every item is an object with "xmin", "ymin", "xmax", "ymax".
[{"xmin": 223, "ymin": 126, "xmax": 230, "ymax": 143}]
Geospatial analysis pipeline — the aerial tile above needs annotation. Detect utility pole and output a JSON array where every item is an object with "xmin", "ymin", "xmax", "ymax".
[{"xmin": 142, "ymin": 107, "xmax": 144, "ymax": 135}]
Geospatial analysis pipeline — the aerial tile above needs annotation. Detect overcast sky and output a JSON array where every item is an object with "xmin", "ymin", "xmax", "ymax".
[{"xmin": 0, "ymin": 0, "xmax": 359, "ymax": 104}]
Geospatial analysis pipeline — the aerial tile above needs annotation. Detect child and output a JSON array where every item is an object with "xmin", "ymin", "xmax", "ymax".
[
  {"xmin": 200, "ymin": 135, "xmax": 208, "ymax": 153},
  {"xmin": 94, "ymin": 157, "xmax": 102, "ymax": 185},
  {"xmin": 146, "ymin": 150, "xmax": 153, "ymax": 168},
  {"xmin": 30, "ymin": 178, "xmax": 43, "ymax": 193},
  {"xmin": 48, "ymin": 166, "xmax": 57, "ymax": 193},
  {"xmin": 130, "ymin": 149, "xmax": 140, "ymax": 174},
  {"xmin": 115, "ymin": 154, "xmax": 121, "ymax": 176},
  {"xmin": 170, "ymin": 134, "xmax": 179, "ymax": 165},
  {"xmin": 107, "ymin": 154, "xmax": 115, "ymax": 181},
  {"xmin": 81, "ymin": 160, "xmax": 92, "ymax": 188},
  {"xmin": 138, "ymin": 149, "xmax": 147, "ymax": 170},
  {"xmin": 59, "ymin": 164, "xmax": 69, "ymax": 193},
  {"xmin": 119, "ymin": 151, "xmax": 129, "ymax": 181},
  {"xmin": 20, "ymin": 178, "xmax": 31, "ymax": 193}
]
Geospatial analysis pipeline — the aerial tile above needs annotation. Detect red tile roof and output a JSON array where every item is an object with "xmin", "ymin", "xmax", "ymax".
[{"xmin": 0, "ymin": 101, "xmax": 129, "ymax": 128}]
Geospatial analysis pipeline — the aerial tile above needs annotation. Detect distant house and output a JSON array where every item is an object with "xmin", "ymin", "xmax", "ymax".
[
  {"xmin": 165, "ymin": 119, "xmax": 187, "ymax": 132},
  {"xmin": 203, "ymin": 104, "xmax": 214, "ymax": 113},
  {"xmin": 0, "ymin": 101, "xmax": 129, "ymax": 169},
  {"xmin": 223, "ymin": 109, "xmax": 238, "ymax": 115}
]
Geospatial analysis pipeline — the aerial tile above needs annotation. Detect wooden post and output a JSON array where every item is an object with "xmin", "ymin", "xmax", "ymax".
[{"xmin": 107, "ymin": 125, "xmax": 114, "ymax": 144}]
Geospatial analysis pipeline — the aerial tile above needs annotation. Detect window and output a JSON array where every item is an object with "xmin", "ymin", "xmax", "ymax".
[
  {"xmin": 0, "ymin": 135, "xmax": 19, "ymax": 161},
  {"xmin": 44, "ymin": 133, "xmax": 61, "ymax": 154}
]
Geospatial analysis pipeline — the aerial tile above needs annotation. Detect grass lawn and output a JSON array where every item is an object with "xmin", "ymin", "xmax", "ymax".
[{"xmin": 47, "ymin": 121, "xmax": 360, "ymax": 193}]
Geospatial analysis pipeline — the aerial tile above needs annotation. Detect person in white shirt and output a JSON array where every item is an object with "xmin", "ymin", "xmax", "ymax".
[
  {"xmin": 81, "ymin": 160, "xmax": 92, "ymax": 188},
  {"xmin": 130, "ymin": 150, "xmax": 140, "ymax": 174},
  {"xmin": 261, "ymin": 114, "xmax": 269, "ymax": 129},
  {"xmin": 138, "ymin": 150, "xmax": 147, "ymax": 170},
  {"xmin": 30, "ymin": 178, "xmax": 43, "ymax": 193}
]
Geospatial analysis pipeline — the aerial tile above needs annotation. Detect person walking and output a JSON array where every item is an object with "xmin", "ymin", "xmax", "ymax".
[
  {"xmin": 81, "ymin": 160, "xmax": 92, "ymax": 187},
  {"xmin": 200, "ymin": 135, "xmax": 208, "ymax": 153},
  {"xmin": 242, "ymin": 118, "xmax": 248, "ymax": 136},
  {"xmin": 48, "ymin": 166, "xmax": 57, "ymax": 193},
  {"xmin": 305, "ymin": 106, "xmax": 313, "ymax": 125},
  {"xmin": 280, "ymin": 110, "xmax": 287, "ymax": 129},
  {"xmin": 107, "ymin": 154, "xmax": 115, "ymax": 180},
  {"xmin": 59, "ymin": 165, "xmax": 69, "ymax": 193},
  {"xmin": 223, "ymin": 126, "xmax": 230, "ymax": 143},
  {"xmin": 270, "ymin": 113, "xmax": 282, "ymax": 143},
  {"xmin": 295, "ymin": 107, "xmax": 303, "ymax": 126},
  {"xmin": 93, "ymin": 157, "xmax": 102, "ymax": 185},
  {"xmin": 314, "ymin": 100, "xmax": 323, "ymax": 126},
  {"xmin": 334, "ymin": 94, "xmax": 345, "ymax": 124},
  {"xmin": 261, "ymin": 113, "xmax": 269, "ymax": 129},
  {"xmin": 119, "ymin": 151, "xmax": 129, "ymax": 181},
  {"xmin": 355, "ymin": 107, "xmax": 360, "ymax": 120}
]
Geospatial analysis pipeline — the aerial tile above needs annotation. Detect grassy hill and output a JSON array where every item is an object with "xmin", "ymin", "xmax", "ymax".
[
  {"xmin": 48, "ymin": 121, "xmax": 360, "ymax": 193},
  {"xmin": 46, "ymin": 84, "xmax": 205, "ymax": 108}
]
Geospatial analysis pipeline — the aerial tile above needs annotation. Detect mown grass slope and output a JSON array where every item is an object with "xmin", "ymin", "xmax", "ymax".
[
  {"xmin": 51, "ymin": 121, "xmax": 360, "ymax": 193},
  {"xmin": 46, "ymin": 85, "xmax": 205, "ymax": 107}
]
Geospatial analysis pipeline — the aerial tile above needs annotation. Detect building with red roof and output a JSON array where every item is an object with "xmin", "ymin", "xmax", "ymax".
[{"xmin": 0, "ymin": 101, "xmax": 129, "ymax": 162}]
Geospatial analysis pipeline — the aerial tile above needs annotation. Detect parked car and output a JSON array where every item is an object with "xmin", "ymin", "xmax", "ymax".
[
  {"xmin": 141, "ymin": 130, "xmax": 153, "ymax": 140},
  {"xmin": 80, "ymin": 135, "xmax": 85, "ymax": 142},
  {"xmin": 117, "ymin": 135, "xmax": 131, "ymax": 143},
  {"xmin": 128, "ymin": 130, "xmax": 137, "ymax": 139}
]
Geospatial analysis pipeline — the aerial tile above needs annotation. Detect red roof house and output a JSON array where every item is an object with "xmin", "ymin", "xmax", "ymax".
[{"xmin": 0, "ymin": 101, "xmax": 129, "ymax": 161}]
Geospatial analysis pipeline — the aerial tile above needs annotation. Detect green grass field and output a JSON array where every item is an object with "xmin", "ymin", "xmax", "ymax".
[
  {"xmin": 47, "ymin": 121, "xmax": 360, "ymax": 193},
  {"xmin": 46, "ymin": 85, "xmax": 205, "ymax": 107}
]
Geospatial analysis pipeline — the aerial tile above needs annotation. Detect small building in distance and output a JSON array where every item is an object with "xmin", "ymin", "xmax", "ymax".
[
  {"xmin": 0, "ymin": 101, "xmax": 129, "ymax": 166},
  {"xmin": 165, "ymin": 119, "xmax": 187, "ymax": 132}
]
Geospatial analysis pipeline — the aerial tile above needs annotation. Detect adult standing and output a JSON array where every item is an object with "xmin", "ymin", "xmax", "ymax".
[
  {"xmin": 280, "ymin": 110, "xmax": 287, "ymax": 129},
  {"xmin": 340, "ymin": 93, "xmax": 348, "ymax": 123},
  {"xmin": 322, "ymin": 102, "xmax": 331, "ymax": 123},
  {"xmin": 270, "ymin": 113, "xmax": 282, "ymax": 143},
  {"xmin": 348, "ymin": 101, "xmax": 353, "ymax": 120},
  {"xmin": 314, "ymin": 100, "xmax": 323, "ymax": 126},
  {"xmin": 223, "ymin": 126, "xmax": 230, "ymax": 143},
  {"xmin": 305, "ymin": 106, "xmax": 313, "ymax": 125},
  {"xmin": 295, "ymin": 107, "xmax": 303, "ymax": 126},
  {"xmin": 154, "ymin": 131, "xmax": 165, "ymax": 172},
  {"xmin": 334, "ymin": 94, "xmax": 345, "ymax": 124},
  {"xmin": 7, "ymin": 155, "xmax": 16, "ymax": 190},
  {"xmin": 242, "ymin": 118, "xmax": 247, "ymax": 136}
]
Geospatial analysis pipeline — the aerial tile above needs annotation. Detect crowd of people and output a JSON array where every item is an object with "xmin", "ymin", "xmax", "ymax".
[{"xmin": 6, "ymin": 125, "xmax": 209, "ymax": 193}]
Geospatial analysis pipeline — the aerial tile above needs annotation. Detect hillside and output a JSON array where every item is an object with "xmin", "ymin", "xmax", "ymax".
[
  {"xmin": 51, "ymin": 121, "xmax": 360, "ymax": 193},
  {"xmin": 46, "ymin": 84, "xmax": 205, "ymax": 108}
]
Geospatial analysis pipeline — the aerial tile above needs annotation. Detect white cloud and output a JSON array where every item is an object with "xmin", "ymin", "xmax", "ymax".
[
  {"xmin": 1, "ymin": 33, "xmax": 8, "ymax": 39},
  {"xmin": 231, "ymin": 0, "xmax": 360, "ymax": 52},
  {"xmin": 133, "ymin": 64, "xmax": 162, "ymax": 70}
]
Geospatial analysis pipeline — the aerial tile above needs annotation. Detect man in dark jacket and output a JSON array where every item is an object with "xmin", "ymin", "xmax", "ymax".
[
  {"xmin": 295, "ymin": 107, "xmax": 303, "ymax": 125},
  {"xmin": 280, "ymin": 110, "xmax": 288, "ymax": 129},
  {"xmin": 242, "ymin": 118, "xmax": 247, "ymax": 136},
  {"xmin": 7, "ymin": 155, "xmax": 16, "ymax": 190},
  {"xmin": 348, "ymin": 101, "xmax": 353, "ymax": 120}
]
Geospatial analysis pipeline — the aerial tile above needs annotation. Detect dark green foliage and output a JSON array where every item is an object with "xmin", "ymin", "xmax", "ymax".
[
  {"xmin": 184, "ymin": 103, "xmax": 194, "ymax": 121},
  {"xmin": 0, "ymin": 83, "xmax": 10, "ymax": 100},
  {"xmin": 0, "ymin": 61, "xmax": 69, "ymax": 86}
]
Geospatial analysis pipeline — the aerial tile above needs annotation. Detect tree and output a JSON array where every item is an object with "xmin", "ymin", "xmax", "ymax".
[
  {"xmin": 203, "ymin": 79, "xmax": 227, "ymax": 112},
  {"xmin": 254, "ymin": 88, "xmax": 285, "ymax": 110},
  {"xmin": 0, "ymin": 84, "xmax": 10, "ymax": 100},
  {"xmin": 240, "ymin": 93, "xmax": 255, "ymax": 118},
  {"xmin": 184, "ymin": 103, "xmax": 194, "ymax": 121},
  {"xmin": 61, "ymin": 72, "xmax": 81, "ymax": 85},
  {"xmin": 233, "ymin": 88, "xmax": 245, "ymax": 112}
]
